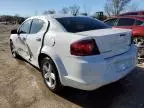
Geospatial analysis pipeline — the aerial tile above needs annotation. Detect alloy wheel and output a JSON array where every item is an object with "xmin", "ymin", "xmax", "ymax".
[{"xmin": 42, "ymin": 61, "xmax": 56, "ymax": 89}]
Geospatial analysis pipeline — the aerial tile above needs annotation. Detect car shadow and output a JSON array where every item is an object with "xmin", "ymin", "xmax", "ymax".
[
  {"xmin": 57, "ymin": 80, "xmax": 127, "ymax": 108},
  {"xmin": 56, "ymin": 67, "xmax": 143, "ymax": 108},
  {"xmin": 16, "ymin": 57, "xmax": 141, "ymax": 108}
]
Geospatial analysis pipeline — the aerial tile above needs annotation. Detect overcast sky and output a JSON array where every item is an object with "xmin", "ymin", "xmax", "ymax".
[{"xmin": 0, "ymin": 0, "xmax": 143, "ymax": 17}]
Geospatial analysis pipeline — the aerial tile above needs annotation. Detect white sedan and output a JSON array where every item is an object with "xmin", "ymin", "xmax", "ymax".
[{"xmin": 10, "ymin": 15, "xmax": 137, "ymax": 93}]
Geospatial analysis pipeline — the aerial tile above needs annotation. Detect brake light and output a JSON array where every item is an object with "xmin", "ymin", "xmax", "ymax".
[{"xmin": 70, "ymin": 39, "xmax": 100, "ymax": 56}]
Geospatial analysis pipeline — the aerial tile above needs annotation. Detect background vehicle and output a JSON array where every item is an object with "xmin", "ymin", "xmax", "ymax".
[
  {"xmin": 104, "ymin": 15, "xmax": 144, "ymax": 44},
  {"xmin": 10, "ymin": 15, "xmax": 137, "ymax": 93},
  {"xmin": 120, "ymin": 11, "xmax": 144, "ymax": 16}
]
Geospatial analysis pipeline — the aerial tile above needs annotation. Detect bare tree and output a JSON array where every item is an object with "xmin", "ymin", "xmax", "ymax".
[
  {"xmin": 61, "ymin": 7, "xmax": 69, "ymax": 14},
  {"xmin": 104, "ymin": 0, "xmax": 132, "ymax": 16},
  {"xmin": 104, "ymin": 2, "xmax": 112, "ymax": 16},
  {"xmin": 81, "ymin": 5, "xmax": 89, "ymax": 16},
  {"xmin": 43, "ymin": 9, "xmax": 56, "ymax": 15},
  {"xmin": 69, "ymin": 4, "xmax": 80, "ymax": 16}
]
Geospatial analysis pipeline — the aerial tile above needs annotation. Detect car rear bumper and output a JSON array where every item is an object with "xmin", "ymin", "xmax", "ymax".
[{"xmin": 62, "ymin": 45, "xmax": 137, "ymax": 90}]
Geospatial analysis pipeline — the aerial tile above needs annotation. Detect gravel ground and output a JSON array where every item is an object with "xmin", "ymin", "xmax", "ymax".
[{"xmin": 0, "ymin": 25, "xmax": 144, "ymax": 108}]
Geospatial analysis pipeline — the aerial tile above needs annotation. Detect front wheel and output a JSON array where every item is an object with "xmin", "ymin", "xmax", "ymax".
[{"xmin": 40, "ymin": 57, "xmax": 63, "ymax": 93}]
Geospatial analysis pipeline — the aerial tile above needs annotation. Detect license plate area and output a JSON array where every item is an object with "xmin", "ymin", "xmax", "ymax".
[{"xmin": 115, "ymin": 58, "xmax": 132, "ymax": 73}]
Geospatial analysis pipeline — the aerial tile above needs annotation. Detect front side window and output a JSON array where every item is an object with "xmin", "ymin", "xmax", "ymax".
[
  {"xmin": 30, "ymin": 19, "xmax": 44, "ymax": 34},
  {"xmin": 19, "ymin": 20, "xmax": 31, "ymax": 34},
  {"xmin": 56, "ymin": 17, "xmax": 110, "ymax": 33},
  {"xmin": 104, "ymin": 18, "xmax": 118, "ymax": 26},
  {"xmin": 117, "ymin": 18, "xmax": 135, "ymax": 26}
]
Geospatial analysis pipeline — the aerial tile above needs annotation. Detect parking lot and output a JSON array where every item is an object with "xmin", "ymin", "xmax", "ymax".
[{"xmin": 0, "ymin": 26, "xmax": 144, "ymax": 108}]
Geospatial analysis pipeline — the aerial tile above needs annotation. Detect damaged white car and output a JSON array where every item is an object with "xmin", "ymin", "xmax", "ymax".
[{"xmin": 10, "ymin": 15, "xmax": 137, "ymax": 93}]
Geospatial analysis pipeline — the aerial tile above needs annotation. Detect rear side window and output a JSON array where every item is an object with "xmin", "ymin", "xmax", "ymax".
[
  {"xmin": 135, "ymin": 20, "xmax": 144, "ymax": 26},
  {"xmin": 117, "ymin": 18, "xmax": 135, "ymax": 26},
  {"xmin": 30, "ymin": 19, "xmax": 44, "ymax": 34},
  {"xmin": 56, "ymin": 17, "xmax": 110, "ymax": 33},
  {"xmin": 104, "ymin": 18, "xmax": 118, "ymax": 26}
]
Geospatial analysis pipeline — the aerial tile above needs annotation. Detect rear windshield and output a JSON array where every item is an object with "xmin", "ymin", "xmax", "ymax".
[{"xmin": 56, "ymin": 17, "xmax": 110, "ymax": 33}]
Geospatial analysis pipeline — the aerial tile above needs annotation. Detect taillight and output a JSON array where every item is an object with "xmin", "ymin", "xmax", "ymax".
[{"xmin": 70, "ymin": 39, "xmax": 100, "ymax": 56}]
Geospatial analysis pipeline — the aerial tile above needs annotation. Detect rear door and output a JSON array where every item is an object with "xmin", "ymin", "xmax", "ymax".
[{"xmin": 25, "ymin": 18, "xmax": 49, "ymax": 60}]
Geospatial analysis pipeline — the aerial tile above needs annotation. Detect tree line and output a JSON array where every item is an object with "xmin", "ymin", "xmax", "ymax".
[
  {"xmin": 43, "ymin": 4, "xmax": 86, "ymax": 16},
  {"xmin": 43, "ymin": 4, "xmax": 107, "ymax": 20},
  {"xmin": 0, "ymin": 0, "xmax": 138, "ymax": 24},
  {"xmin": 0, "ymin": 15, "xmax": 26, "ymax": 24},
  {"xmin": 44, "ymin": 0, "xmax": 137, "ymax": 16},
  {"xmin": 42, "ymin": 0, "xmax": 137, "ymax": 19}
]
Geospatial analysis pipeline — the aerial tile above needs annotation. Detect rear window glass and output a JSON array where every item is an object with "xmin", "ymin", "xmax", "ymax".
[
  {"xmin": 117, "ymin": 18, "xmax": 135, "ymax": 26},
  {"xmin": 56, "ymin": 17, "xmax": 110, "ymax": 33}
]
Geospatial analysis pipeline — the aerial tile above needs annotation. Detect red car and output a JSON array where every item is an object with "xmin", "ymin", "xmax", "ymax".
[{"xmin": 104, "ymin": 15, "xmax": 144, "ymax": 44}]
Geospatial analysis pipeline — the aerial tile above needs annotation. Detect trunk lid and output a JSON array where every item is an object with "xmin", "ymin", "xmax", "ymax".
[{"xmin": 76, "ymin": 28, "xmax": 131, "ymax": 58}]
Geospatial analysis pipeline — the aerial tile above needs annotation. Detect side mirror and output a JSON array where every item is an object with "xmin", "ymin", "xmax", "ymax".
[{"xmin": 11, "ymin": 29, "xmax": 18, "ymax": 34}]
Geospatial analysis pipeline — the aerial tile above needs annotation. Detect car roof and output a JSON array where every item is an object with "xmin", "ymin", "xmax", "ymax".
[
  {"xmin": 120, "ymin": 11, "xmax": 144, "ymax": 16},
  {"xmin": 107, "ymin": 15, "xmax": 144, "ymax": 21},
  {"xmin": 28, "ymin": 14, "xmax": 89, "ymax": 20}
]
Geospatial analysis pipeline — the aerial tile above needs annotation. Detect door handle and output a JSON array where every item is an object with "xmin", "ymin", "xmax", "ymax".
[{"xmin": 36, "ymin": 37, "xmax": 41, "ymax": 42}]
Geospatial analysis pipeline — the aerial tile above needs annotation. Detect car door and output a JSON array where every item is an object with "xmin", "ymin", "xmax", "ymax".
[
  {"xmin": 25, "ymin": 18, "xmax": 49, "ymax": 60},
  {"xmin": 116, "ymin": 18, "xmax": 135, "ymax": 29},
  {"xmin": 17, "ymin": 19, "xmax": 32, "ymax": 58}
]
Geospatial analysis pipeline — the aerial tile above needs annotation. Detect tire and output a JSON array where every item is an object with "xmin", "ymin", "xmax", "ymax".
[
  {"xmin": 40, "ymin": 57, "xmax": 63, "ymax": 93},
  {"xmin": 10, "ymin": 40, "xmax": 19, "ymax": 58}
]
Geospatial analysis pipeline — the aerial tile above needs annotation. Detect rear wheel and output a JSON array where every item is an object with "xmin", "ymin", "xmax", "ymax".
[
  {"xmin": 10, "ymin": 41, "xmax": 18, "ymax": 58},
  {"xmin": 40, "ymin": 57, "xmax": 63, "ymax": 93}
]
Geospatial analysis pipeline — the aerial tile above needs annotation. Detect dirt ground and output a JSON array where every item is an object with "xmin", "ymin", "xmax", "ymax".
[{"xmin": 0, "ymin": 25, "xmax": 144, "ymax": 108}]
